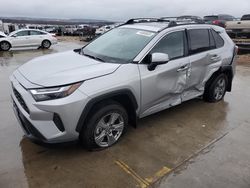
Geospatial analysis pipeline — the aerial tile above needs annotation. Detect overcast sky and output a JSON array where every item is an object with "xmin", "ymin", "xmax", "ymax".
[{"xmin": 0, "ymin": 0, "xmax": 249, "ymax": 21}]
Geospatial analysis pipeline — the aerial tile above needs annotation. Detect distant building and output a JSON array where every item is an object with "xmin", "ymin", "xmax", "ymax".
[{"xmin": 0, "ymin": 17, "xmax": 114, "ymax": 35}]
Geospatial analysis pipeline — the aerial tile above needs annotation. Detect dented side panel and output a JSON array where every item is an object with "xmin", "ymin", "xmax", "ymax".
[
  {"xmin": 182, "ymin": 49, "xmax": 223, "ymax": 102},
  {"xmin": 138, "ymin": 28, "xmax": 235, "ymax": 118},
  {"xmin": 138, "ymin": 57, "xmax": 189, "ymax": 118}
]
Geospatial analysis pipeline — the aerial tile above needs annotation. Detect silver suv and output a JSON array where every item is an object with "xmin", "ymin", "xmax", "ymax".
[{"xmin": 10, "ymin": 18, "xmax": 237, "ymax": 149}]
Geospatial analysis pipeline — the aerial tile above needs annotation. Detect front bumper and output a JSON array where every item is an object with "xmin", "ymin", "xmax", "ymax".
[{"xmin": 10, "ymin": 74, "xmax": 89, "ymax": 143}]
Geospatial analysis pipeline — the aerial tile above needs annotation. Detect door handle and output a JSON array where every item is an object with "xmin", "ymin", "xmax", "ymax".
[
  {"xmin": 177, "ymin": 65, "xmax": 189, "ymax": 72},
  {"xmin": 211, "ymin": 54, "xmax": 221, "ymax": 61}
]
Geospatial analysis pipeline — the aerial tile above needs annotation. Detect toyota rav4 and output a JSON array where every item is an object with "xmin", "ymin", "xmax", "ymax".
[{"xmin": 10, "ymin": 18, "xmax": 237, "ymax": 149}]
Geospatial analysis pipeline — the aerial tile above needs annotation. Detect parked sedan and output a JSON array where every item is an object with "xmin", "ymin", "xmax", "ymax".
[
  {"xmin": 95, "ymin": 25, "xmax": 114, "ymax": 36},
  {"xmin": 0, "ymin": 29, "xmax": 57, "ymax": 51}
]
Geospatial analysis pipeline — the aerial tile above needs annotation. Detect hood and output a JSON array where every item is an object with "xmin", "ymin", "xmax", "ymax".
[
  {"xmin": 0, "ymin": 31, "xmax": 7, "ymax": 37},
  {"xmin": 18, "ymin": 51, "xmax": 121, "ymax": 87}
]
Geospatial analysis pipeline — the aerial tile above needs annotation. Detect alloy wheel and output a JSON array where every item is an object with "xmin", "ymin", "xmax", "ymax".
[
  {"xmin": 214, "ymin": 77, "xmax": 226, "ymax": 100},
  {"xmin": 1, "ymin": 42, "xmax": 10, "ymax": 51},
  {"xmin": 42, "ymin": 41, "xmax": 50, "ymax": 48},
  {"xmin": 94, "ymin": 112, "xmax": 124, "ymax": 147}
]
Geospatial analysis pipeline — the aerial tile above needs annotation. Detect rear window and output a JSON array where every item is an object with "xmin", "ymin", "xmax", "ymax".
[
  {"xmin": 204, "ymin": 16, "xmax": 218, "ymax": 21},
  {"xmin": 241, "ymin": 15, "xmax": 250, "ymax": 21},
  {"xmin": 211, "ymin": 29, "xmax": 224, "ymax": 48},
  {"xmin": 188, "ymin": 29, "xmax": 210, "ymax": 54},
  {"xmin": 219, "ymin": 15, "xmax": 234, "ymax": 21}
]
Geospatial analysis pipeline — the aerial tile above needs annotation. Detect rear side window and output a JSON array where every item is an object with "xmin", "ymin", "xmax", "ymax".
[
  {"xmin": 188, "ymin": 29, "xmax": 210, "ymax": 54},
  {"xmin": 209, "ymin": 30, "xmax": 216, "ymax": 49},
  {"xmin": 151, "ymin": 31, "xmax": 185, "ymax": 60},
  {"xmin": 211, "ymin": 29, "xmax": 224, "ymax": 48},
  {"xmin": 30, "ymin": 30, "xmax": 46, "ymax": 35}
]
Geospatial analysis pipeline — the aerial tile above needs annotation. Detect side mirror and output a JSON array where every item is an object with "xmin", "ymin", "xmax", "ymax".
[
  {"xmin": 73, "ymin": 48, "xmax": 82, "ymax": 53},
  {"xmin": 11, "ymin": 34, "xmax": 17, "ymax": 37},
  {"xmin": 148, "ymin": 53, "xmax": 169, "ymax": 71}
]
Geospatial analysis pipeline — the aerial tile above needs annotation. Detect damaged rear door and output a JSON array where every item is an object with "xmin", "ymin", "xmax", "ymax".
[
  {"xmin": 182, "ymin": 28, "xmax": 222, "ymax": 101},
  {"xmin": 139, "ymin": 30, "xmax": 189, "ymax": 118}
]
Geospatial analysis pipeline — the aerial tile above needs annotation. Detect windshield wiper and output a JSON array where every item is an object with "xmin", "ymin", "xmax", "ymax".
[{"xmin": 82, "ymin": 53, "xmax": 105, "ymax": 62}]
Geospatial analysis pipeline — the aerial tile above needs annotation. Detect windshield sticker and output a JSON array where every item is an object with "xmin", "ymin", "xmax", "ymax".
[{"xmin": 136, "ymin": 31, "xmax": 154, "ymax": 37}]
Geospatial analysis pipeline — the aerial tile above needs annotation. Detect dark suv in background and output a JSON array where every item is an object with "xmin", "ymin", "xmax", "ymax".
[
  {"xmin": 177, "ymin": 15, "xmax": 204, "ymax": 24},
  {"xmin": 204, "ymin": 14, "xmax": 235, "ymax": 28}
]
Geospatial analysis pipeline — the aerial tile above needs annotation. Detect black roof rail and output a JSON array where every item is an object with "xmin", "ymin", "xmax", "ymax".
[
  {"xmin": 124, "ymin": 18, "xmax": 168, "ymax": 24},
  {"xmin": 121, "ymin": 17, "xmax": 206, "ymax": 33}
]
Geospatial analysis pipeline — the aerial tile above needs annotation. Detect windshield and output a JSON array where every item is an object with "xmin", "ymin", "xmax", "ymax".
[
  {"xmin": 0, "ymin": 31, "xmax": 6, "ymax": 37},
  {"xmin": 82, "ymin": 28, "xmax": 156, "ymax": 63}
]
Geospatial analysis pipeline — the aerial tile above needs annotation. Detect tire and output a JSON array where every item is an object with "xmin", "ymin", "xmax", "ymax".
[
  {"xmin": 203, "ymin": 74, "xmax": 228, "ymax": 103},
  {"xmin": 0, "ymin": 41, "xmax": 11, "ymax": 51},
  {"xmin": 41, "ymin": 40, "xmax": 51, "ymax": 49},
  {"xmin": 80, "ymin": 101, "xmax": 128, "ymax": 150}
]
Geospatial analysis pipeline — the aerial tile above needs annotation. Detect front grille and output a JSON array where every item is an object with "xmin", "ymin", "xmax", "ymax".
[
  {"xmin": 13, "ymin": 99, "xmax": 46, "ymax": 141},
  {"xmin": 232, "ymin": 29, "xmax": 243, "ymax": 33},
  {"xmin": 17, "ymin": 108, "xmax": 46, "ymax": 140},
  {"xmin": 13, "ymin": 86, "xmax": 30, "ymax": 114}
]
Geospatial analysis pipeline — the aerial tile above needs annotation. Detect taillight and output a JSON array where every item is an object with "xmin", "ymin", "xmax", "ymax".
[
  {"xmin": 235, "ymin": 45, "xmax": 239, "ymax": 54},
  {"xmin": 212, "ymin": 20, "xmax": 220, "ymax": 25}
]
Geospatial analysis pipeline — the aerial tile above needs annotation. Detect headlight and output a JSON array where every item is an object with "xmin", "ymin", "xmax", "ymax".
[{"xmin": 30, "ymin": 82, "xmax": 82, "ymax": 101}]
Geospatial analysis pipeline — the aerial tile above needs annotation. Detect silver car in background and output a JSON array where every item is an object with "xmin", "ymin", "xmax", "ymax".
[{"xmin": 10, "ymin": 18, "xmax": 237, "ymax": 150}]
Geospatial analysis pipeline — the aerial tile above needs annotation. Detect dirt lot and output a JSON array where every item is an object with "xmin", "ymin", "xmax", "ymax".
[
  {"xmin": 56, "ymin": 36, "xmax": 85, "ymax": 42},
  {"xmin": 237, "ymin": 54, "xmax": 250, "ymax": 65},
  {"xmin": 0, "ymin": 40, "xmax": 250, "ymax": 188}
]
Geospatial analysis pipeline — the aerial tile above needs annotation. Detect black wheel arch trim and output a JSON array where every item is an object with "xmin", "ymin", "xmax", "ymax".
[
  {"xmin": 205, "ymin": 65, "xmax": 234, "ymax": 93},
  {"xmin": 220, "ymin": 65, "xmax": 234, "ymax": 92},
  {"xmin": 76, "ymin": 89, "xmax": 138, "ymax": 132}
]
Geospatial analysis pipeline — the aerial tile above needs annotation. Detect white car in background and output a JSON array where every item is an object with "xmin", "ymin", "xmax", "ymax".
[
  {"xmin": 0, "ymin": 31, "xmax": 7, "ymax": 38},
  {"xmin": 95, "ymin": 25, "xmax": 115, "ymax": 35},
  {"xmin": 0, "ymin": 29, "xmax": 57, "ymax": 51}
]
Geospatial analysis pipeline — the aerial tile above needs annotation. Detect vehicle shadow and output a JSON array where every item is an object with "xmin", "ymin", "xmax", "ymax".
[
  {"xmin": 0, "ymin": 48, "xmax": 55, "ymax": 67},
  {"xmin": 18, "ymin": 98, "xmax": 230, "ymax": 187},
  {"xmin": 238, "ymin": 49, "xmax": 250, "ymax": 55}
]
